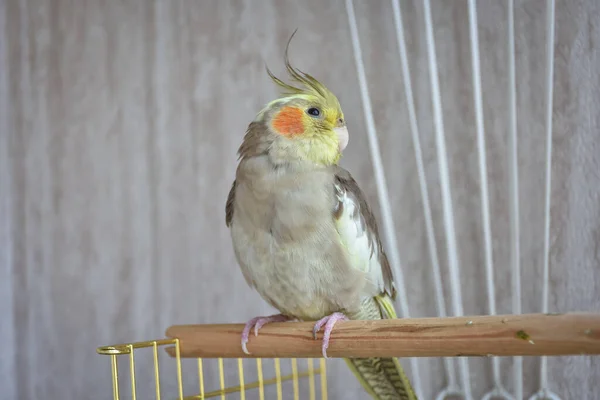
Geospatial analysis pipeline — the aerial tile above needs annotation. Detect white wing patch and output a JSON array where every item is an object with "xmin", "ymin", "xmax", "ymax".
[{"xmin": 333, "ymin": 182, "xmax": 386, "ymax": 295}]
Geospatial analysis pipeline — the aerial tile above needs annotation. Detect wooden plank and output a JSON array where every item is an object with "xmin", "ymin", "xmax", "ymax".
[{"xmin": 164, "ymin": 312, "xmax": 600, "ymax": 359}]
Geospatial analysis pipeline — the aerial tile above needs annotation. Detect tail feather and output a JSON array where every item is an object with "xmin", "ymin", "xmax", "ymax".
[{"xmin": 343, "ymin": 295, "xmax": 417, "ymax": 400}]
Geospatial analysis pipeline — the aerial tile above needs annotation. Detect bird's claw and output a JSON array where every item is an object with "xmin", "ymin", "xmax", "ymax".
[
  {"xmin": 311, "ymin": 312, "xmax": 348, "ymax": 358},
  {"xmin": 241, "ymin": 314, "xmax": 292, "ymax": 355}
]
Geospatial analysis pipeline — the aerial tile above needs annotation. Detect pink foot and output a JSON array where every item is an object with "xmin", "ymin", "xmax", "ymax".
[
  {"xmin": 241, "ymin": 314, "xmax": 293, "ymax": 354},
  {"xmin": 312, "ymin": 312, "xmax": 349, "ymax": 358}
]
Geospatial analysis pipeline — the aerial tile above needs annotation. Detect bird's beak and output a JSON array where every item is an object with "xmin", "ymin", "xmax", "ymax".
[{"xmin": 334, "ymin": 126, "xmax": 349, "ymax": 152}]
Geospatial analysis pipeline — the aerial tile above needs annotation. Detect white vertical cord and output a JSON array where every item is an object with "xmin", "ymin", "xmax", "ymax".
[
  {"xmin": 529, "ymin": 1, "xmax": 559, "ymax": 400},
  {"xmin": 541, "ymin": 0, "xmax": 556, "ymax": 388},
  {"xmin": 389, "ymin": 0, "xmax": 459, "ymax": 396},
  {"xmin": 468, "ymin": 0, "xmax": 496, "ymax": 327},
  {"xmin": 541, "ymin": 0, "xmax": 555, "ymax": 342},
  {"xmin": 422, "ymin": 0, "xmax": 464, "ymax": 326},
  {"xmin": 344, "ymin": 1, "xmax": 423, "ymax": 397},
  {"xmin": 467, "ymin": 2, "xmax": 512, "ymax": 400},
  {"xmin": 507, "ymin": 0, "xmax": 524, "ymax": 399},
  {"xmin": 530, "ymin": 2, "xmax": 561, "ymax": 400},
  {"xmin": 422, "ymin": 0, "xmax": 472, "ymax": 398}
]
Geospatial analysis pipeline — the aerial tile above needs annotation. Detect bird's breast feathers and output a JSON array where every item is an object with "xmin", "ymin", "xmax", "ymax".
[{"xmin": 228, "ymin": 157, "xmax": 388, "ymax": 319}]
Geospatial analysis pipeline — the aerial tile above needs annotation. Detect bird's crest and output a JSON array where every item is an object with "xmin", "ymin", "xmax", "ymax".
[{"xmin": 266, "ymin": 30, "xmax": 340, "ymax": 110}]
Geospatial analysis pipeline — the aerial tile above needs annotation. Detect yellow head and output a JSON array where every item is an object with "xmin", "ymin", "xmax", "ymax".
[{"xmin": 238, "ymin": 33, "xmax": 348, "ymax": 166}]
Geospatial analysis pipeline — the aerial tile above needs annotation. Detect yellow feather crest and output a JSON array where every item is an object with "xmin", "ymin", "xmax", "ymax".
[{"xmin": 266, "ymin": 30, "xmax": 341, "ymax": 112}]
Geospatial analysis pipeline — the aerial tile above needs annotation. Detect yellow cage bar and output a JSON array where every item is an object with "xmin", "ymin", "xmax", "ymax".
[
  {"xmin": 97, "ymin": 337, "xmax": 327, "ymax": 400},
  {"xmin": 97, "ymin": 313, "xmax": 600, "ymax": 399}
]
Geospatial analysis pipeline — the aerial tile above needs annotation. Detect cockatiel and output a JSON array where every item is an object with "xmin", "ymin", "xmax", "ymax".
[{"xmin": 225, "ymin": 33, "xmax": 417, "ymax": 400}]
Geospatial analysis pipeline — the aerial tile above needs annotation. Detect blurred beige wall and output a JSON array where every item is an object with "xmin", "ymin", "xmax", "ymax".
[{"xmin": 1, "ymin": 0, "xmax": 599, "ymax": 399}]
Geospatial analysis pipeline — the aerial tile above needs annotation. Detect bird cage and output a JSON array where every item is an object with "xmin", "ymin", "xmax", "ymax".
[
  {"xmin": 96, "ymin": 337, "xmax": 329, "ymax": 400},
  {"xmin": 95, "ymin": 0, "xmax": 600, "ymax": 398}
]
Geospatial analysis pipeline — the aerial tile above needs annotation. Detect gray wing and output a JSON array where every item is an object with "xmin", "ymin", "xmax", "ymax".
[
  {"xmin": 332, "ymin": 167, "xmax": 396, "ymax": 299},
  {"xmin": 225, "ymin": 180, "xmax": 236, "ymax": 227}
]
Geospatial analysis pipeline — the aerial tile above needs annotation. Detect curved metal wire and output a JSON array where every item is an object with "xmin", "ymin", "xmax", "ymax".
[
  {"xmin": 435, "ymin": 387, "xmax": 466, "ymax": 400},
  {"xmin": 481, "ymin": 387, "xmax": 517, "ymax": 400},
  {"xmin": 529, "ymin": 389, "xmax": 563, "ymax": 400}
]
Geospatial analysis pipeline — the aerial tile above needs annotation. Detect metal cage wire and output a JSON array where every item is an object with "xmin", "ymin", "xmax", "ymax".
[
  {"xmin": 97, "ymin": 339, "xmax": 328, "ymax": 400},
  {"xmin": 96, "ymin": 0, "xmax": 564, "ymax": 399},
  {"xmin": 344, "ymin": 0, "xmax": 559, "ymax": 399}
]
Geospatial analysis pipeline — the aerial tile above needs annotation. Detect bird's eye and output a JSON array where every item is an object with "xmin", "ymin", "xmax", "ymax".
[
  {"xmin": 338, "ymin": 118, "xmax": 344, "ymax": 125},
  {"xmin": 307, "ymin": 107, "xmax": 321, "ymax": 117}
]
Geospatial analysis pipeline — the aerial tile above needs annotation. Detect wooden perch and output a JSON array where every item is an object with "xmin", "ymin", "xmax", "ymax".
[{"xmin": 164, "ymin": 312, "xmax": 600, "ymax": 359}]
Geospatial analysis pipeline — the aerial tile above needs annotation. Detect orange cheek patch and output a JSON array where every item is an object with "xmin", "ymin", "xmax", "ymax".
[{"xmin": 272, "ymin": 107, "xmax": 305, "ymax": 136}]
